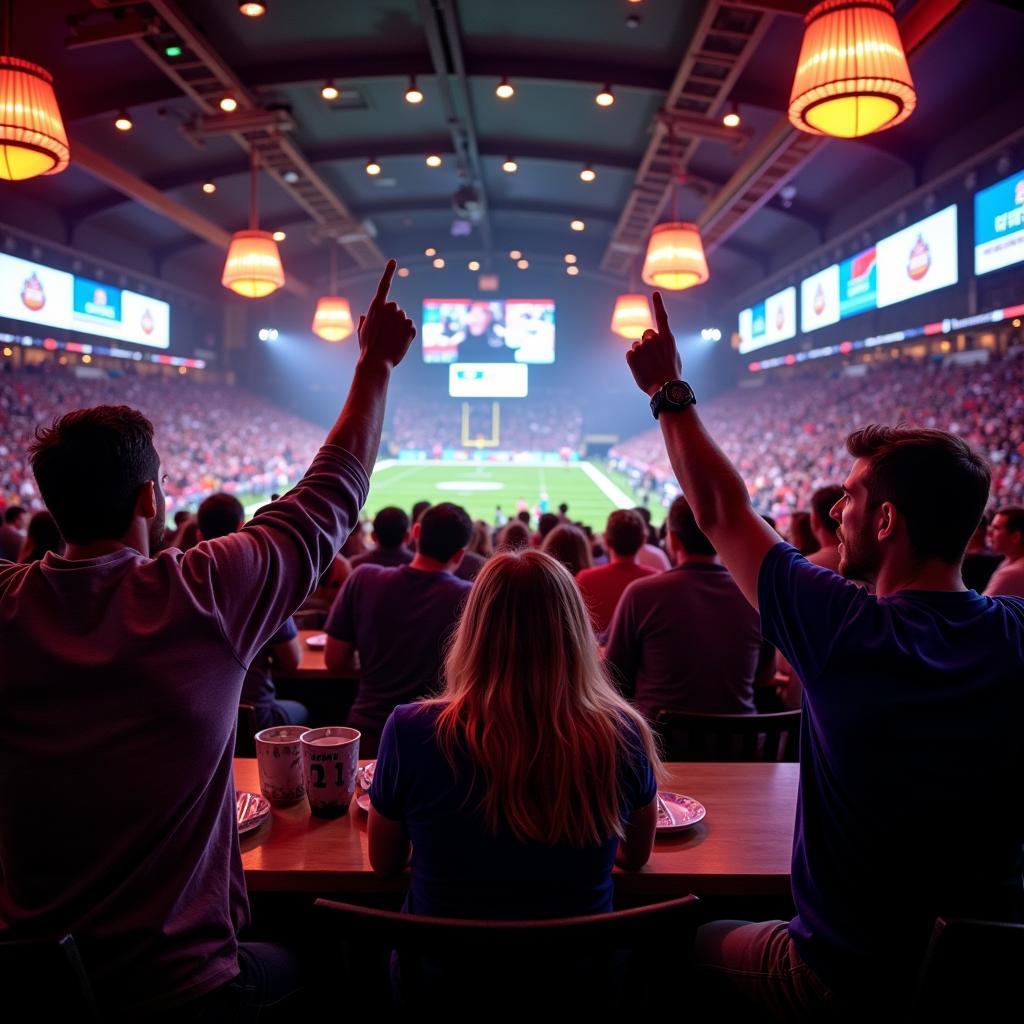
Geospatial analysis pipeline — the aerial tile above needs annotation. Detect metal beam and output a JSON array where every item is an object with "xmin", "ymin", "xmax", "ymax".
[
  {"xmin": 416, "ymin": 0, "xmax": 495, "ymax": 261},
  {"xmin": 71, "ymin": 141, "xmax": 311, "ymax": 299}
]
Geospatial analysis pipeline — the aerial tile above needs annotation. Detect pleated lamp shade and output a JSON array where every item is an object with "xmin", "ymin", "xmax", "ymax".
[
  {"xmin": 641, "ymin": 222, "xmax": 709, "ymax": 291},
  {"xmin": 221, "ymin": 230, "xmax": 285, "ymax": 298},
  {"xmin": 610, "ymin": 293, "xmax": 654, "ymax": 339},
  {"xmin": 788, "ymin": 0, "xmax": 916, "ymax": 139},
  {"xmin": 311, "ymin": 295, "xmax": 354, "ymax": 342},
  {"xmin": 0, "ymin": 57, "xmax": 70, "ymax": 181}
]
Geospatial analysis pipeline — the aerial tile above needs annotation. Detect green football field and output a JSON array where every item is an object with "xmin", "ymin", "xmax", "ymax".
[
  {"xmin": 363, "ymin": 460, "xmax": 642, "ymax": 530},
  {"xmin": 241, "ymin": 460, "xmax": 662, "ymax": 530}
]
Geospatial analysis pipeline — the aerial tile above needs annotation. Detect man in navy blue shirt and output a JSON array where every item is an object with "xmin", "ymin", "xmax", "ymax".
[{"xmin": 626, "ymin": 293, "xmax": 1024, "ymax": 1018}]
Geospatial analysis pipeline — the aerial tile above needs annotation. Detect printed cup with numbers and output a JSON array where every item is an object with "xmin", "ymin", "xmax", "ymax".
[
  {"xmin": 300, "ymin": 727, "xmax": 361, "ymax": 818},
  {"xmin": 255, "ymin": 725, "xmax": 307, "ymax": 808}
]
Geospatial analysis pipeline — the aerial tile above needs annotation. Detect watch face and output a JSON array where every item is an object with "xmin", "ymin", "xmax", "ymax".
[{"xmin": 666, "ymin": 382, "xmax": 693, "ymax": 405}]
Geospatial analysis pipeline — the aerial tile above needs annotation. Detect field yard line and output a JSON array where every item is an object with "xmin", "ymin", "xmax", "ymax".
[
  {"xmin": 368, "ymin": 463, "xmax": 432, "ymax": 488},
  {"xmin": 578, "ymin": 462, "xmax": 634, "ymax": 508},
  {"xmin": 372, "ymin": 459, "xmax": 397, "ymax": 473}
]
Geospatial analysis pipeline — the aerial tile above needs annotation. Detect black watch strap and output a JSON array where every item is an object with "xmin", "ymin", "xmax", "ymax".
[{"xmin": 650, "ymin": 380, "xmax": 696, "ymax": 419}]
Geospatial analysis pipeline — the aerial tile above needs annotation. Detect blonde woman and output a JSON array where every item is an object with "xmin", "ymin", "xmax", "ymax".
[{"xmin": 368, "ymin": 548, "xmax": 661, "ymax": 918}]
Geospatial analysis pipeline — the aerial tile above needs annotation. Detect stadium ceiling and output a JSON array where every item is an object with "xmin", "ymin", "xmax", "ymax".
[{"xmin": 5, "ymin": 0, "xmax": 1024, "ymax": 306}]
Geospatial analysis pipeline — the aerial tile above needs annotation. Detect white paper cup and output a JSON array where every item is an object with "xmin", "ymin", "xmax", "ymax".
[
  {"xmin": 255, "ymin": 725, "xmax": 307, "ymax": 807},
  {"xmin": 300, "ymin": 726, "xmax": 361, "ymax": 818}
]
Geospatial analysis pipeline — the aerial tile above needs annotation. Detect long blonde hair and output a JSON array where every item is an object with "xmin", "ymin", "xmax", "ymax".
[{"xmin": 426, "ymin": 549, "xmax": 662, "ymax": 846}]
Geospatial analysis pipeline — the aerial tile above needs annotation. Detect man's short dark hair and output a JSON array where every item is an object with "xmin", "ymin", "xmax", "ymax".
[
  {"xmin": 418, "ymin": 502, "xmax": 473, "ymax": 563},
  {"xmin": 558, "ymin": 503, "xmax": 568, "ymax": 515},
  {"xmin": 197, "ymin": 493, "xmax": 245, "ymax": 540},
  {"xmin": 846, "ymin": 425, "xmax": 991, "ymax": 565},
  {"xmin": 668, "ymin": 495, "xmax": 716, "ymax": 556},
  {"xmin": 373, "ymin": 506, "xmax": 410, "ymax": 548},
  {"xmin": 632, "ymin": 505, "xmax": 652, "ymax": 525},
  {"xmin": 516, "ymin": 510, "xmax": 531, "ymax": 525},
  {"xmin": 811, "ymin": 485, "xmax": 844, "ymax": 536},
  {"xmin": 994, "ymin": 506, "xmax": 1024, "ymax": 541},
  {"xmin": 173, "ymin": 510, "xmax": 191, "ymax": 528},
  {"xmin": 411, "ymin": 500, "xmax": 431, "ymax": 525},
  {"xmin": 605, "ymin": 509, "xmax": 646, "ymax": 557},
  {"xmin": 538, "ymin": 512, "xmax": 559, "ymax": 539},
  {"xmin": 4, "ymin": 505, "xmax": 25, "ymax": 525},
  {"xmin": 28, "ymin": 405, "xmax": 159, "ymax": 544}
]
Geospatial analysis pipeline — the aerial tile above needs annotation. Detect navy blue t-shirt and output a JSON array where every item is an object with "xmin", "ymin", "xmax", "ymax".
[
  {"xmin": 758, "ymin": 543, "xmax": 1024, "ymax": 1000},
  {"xmin": 370, "ymin": 703, "xmax": 657, "ymax": 919},
  {"xmin": 242, "ymin": 615, "xmax": 298, "ymax": 730}
]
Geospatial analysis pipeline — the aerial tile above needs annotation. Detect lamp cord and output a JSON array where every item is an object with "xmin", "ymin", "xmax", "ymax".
[
  {"xmin": 249, "ymin": 148, "xmax": 258, "ymax": 232},
  {"xmin": 3, "ymin": 0, "xmax": 13, "ymax": 57}
]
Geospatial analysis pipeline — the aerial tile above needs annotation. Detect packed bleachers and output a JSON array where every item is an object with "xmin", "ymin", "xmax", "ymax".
[
  {"xmin": 610, "ymin": 350, "xmax": 1024, "ymax": 520},
  {"xmin": 0, "ymin": 364, "xmax": 325, "ymax": 514}
]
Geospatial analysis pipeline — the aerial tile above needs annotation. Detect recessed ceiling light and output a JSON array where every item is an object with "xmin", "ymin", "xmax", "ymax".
[
  {"xmin": 321, "ymin": 80, "xmax": 339, "ymax": 101},
  {"xmin": 564, "ymin": 253, "xmax": 577, "ymax": 264},
  {"xmin": 425, "ymin": 153, "xmax": 442, "ymax": 167},
  {"xmin": 239, "ymin": 1, "xmax": 267, "ymax": 15},
  {"xmin": 566, "ymin": 265, "xmax": 580, "ymax": 276},
  {"xmin": 397, "ymin": 267, "xmax": 410, "ymax": 278},
  {"xmin": 202, "ymin": 181, "xmax": 216, "ymax": 194},
  {"xmin": 433, "ymin": 257, "xmax": 445, "ymax": 268},
  {"xmin": 509, "ymin": 250, "xmax": 522, "ymax": 260},
  {"xmin": 468, "ymin": 260, "xmax": 480, "ymax": 271},
  {"xmin": 517, "ymin": 259, "xmax": 529, "ymax": 269},
  {"xmin": 570, "ymin": 219, "xmax": 585, "ymax": 232},
  {"xmin": 272, "ymin": 230, "xmax": 286, "ymax": 242},
  {"xmin": 365, "ymin": 158, "xmax": 381, "ymax": 176},
  {"xmin": 114, "ymin": 110, "xmax": 133, "ymax": 131},
  {"xmin": 405, "ymin": 76, "xmax": 424, "ymax": 104},
  {"xmin": 580, "ymin": 165, "xmax": 596, "ymax": 182},
  {"xmin": 502, "ymin": 157, "xmax": 518, "ymax": 173},
  {"xmin": 282, "ymin": 170, "xmax": 299, "ymax": 184},
  {"xmin": 425, "ymin": 247, "xmax": 436, "ymax": 256},
  {"xmin": 219, "ymin": 96, "xmax": 238, "ymax": 113},
  {"xmin": 496, "ymin": 76, "xmax": 514, "ymax": 100},
  {"xmin": 595, "ymin": 84, "xmax": 615, "ymax": 107},
  {"xmin": 722, "ymin": 102, "xmax": 741, "ymax": 128}
]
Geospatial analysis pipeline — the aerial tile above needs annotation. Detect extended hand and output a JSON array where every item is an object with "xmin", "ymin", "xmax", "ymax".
[
  {"xmin": 625, "ymin": 291, "xmax": 683, "ymax": 397},
  {"xmin": 357, "ymin": 260, "xmax": 417, "ymax": 371}
]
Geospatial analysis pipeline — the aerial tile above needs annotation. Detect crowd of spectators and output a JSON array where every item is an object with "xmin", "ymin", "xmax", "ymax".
[
  {"xmin": 610, "ymin": 351, "xmax": 1024, "ymax": 522},
  {"xmin": 0, "ymin": 364, "xmax": 325, "ymax": 515}
]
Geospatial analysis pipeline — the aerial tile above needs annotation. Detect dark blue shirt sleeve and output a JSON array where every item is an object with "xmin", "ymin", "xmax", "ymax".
[
  {"xmin": 369, "ymin": 709, "xmax": 405, "ymax": 821},
  {"xmin": 757, "ymin": 542, "xmax": 868, "ymax": 687},
  {"xmin": 268, "ymin": 615, "xmax": 298, "ymax": 646},
  {"xmin": 618, "ymin": 718, "xmax": 658, "ymax": 815}
]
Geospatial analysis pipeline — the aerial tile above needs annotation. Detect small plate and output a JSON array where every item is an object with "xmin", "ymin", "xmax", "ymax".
[
  {"xmin": 236, "ymin": 791, "xmax": 272, "ymax": 834},
  {"xmin": 305, "ymin": 632, "xmax": 328, "ymax": 649},
  {"xmin": 356, "ymin": 791, "xmax": 371, "ymax": 814},
  {"xmin": 656, "ymin": 792, "xmax": 706, "ymax": 833}
]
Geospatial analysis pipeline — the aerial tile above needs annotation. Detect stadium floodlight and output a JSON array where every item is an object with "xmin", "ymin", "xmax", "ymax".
[{"xmin": 258, "ymin": 328, "xmax": 279, "ymax": 341}]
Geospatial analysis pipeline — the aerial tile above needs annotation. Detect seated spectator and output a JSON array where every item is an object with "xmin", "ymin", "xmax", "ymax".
[
  {"xmin": 468, "ymin": 519, "xmax": 493, "ymax": 559},
  {"xmin": 324, "ymin": 502, "xmax": 473, "ymax": 756},
  {"xmin": 411, "ymin": 500, "xmax": 431, "ymax": 526},
  {"xmin": 625, "ymin": 294, "xmax": 1024, "ymax": 1017},
  {"xmin": 516, "ymin": 509, "xmax": 532, "ymax": 528},
  {"xmin": 541, "ymin": 523, "xmax": 592, "ymax": 577},
  {"xmin": 367, "ymin": 548, "xmax": 660, "ymax": 923},
  {"xmin": 984, "ymin": 505, "xmax": 1024, "ymax": 596},
  {"xmin": 497, "ymin": 520, "xmax": 531, "ymax": 551},
  {"xmin": 805, "ymin": 485, "xmax": 844, "ymax": 572},
  {"xmin": 197, "ymin": 492, "xmax": 308, "ymax": 731},
  {"xmin": 0, "ymin": 258, "xmax": 414, "ymax": 1018},
  {"xmin": 632, "ymin": 506, "xmax": 671, "ymax": 572},
  {"xmin": 0, "ymin": 504, "xmax": 26, "ymax": 561},
  {"xmin": 17, "ymin": 509, "xmax": 63, "ymax": 562},
  {"xmin": 605, "ymin": 496, "xmax": 764, "ymax": 718},
  {"xmin": 576, "ymin": 510, "xmax": 655, "ymax": 637},
  {"xmin": 961, "ymin": 512, "xmax": 1002, "ymax": 593},
  {"xmin": 535, "ymin": 511, "xmax": 559, "ymax": 546},
  {"xmin": 788, "ymin": 510, "xmax": 820, "ymax": 556},
  {"xmin": 351, "ymin": 505, "xmax": 413, "ymax": 568}
]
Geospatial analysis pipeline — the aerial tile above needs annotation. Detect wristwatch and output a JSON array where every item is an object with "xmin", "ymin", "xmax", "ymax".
[{"xmin": 650, "ymin": 379, "xmax": 696, "ymax": 419}]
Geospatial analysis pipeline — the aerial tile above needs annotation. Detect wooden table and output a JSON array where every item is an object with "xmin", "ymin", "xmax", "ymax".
[{"xmin": 235, "ymin": 759, "xmax": 797, "ymax": 899}]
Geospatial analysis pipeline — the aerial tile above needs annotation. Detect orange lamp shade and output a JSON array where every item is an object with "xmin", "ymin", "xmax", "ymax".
[
  {"xmin": 221, "ymin": 230, "xmax": 285, "ymax": 298},
  {"xmin": 610, "ymin": 293, "xmax": 654, "ymax": 339},
  {"xmin": 641, "ymin": 222, "xmax": 709, "ymax": 291},
  {"xmin": 311, "ymin": 295, "xmax": 354, "ymax": 342},
  {"xmin": 788, "ymin": 0, "xmax": 915, "ymax": 139},
  {"xmin": 0, "ymin": 57, "xmax": 70, "ymax": 181}
]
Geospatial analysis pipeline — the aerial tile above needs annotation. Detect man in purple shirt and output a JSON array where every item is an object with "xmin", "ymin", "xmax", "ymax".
[{"xmin": 0, "ymin": 261, "xmax": 416, "ymax": 1019}]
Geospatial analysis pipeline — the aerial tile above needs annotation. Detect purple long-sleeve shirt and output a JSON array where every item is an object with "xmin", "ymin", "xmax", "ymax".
[{"xmin": 0, "ymin": 445, "xmax": 368, "ymax": 1014}]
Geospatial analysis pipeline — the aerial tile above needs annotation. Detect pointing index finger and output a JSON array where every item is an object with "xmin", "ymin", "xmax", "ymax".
[
  {"xmin": 652, "ymin": 291, "xmax": 670, "ymax": 338},
  {"xmin": 371, "ymin": 259, "xmax": 398, "ymax": 307}
]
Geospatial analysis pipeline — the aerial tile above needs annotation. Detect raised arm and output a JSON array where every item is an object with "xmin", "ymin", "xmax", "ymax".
[{"xmin": 625, "ymin": 293, "xmax": 779, "ymax": 609}]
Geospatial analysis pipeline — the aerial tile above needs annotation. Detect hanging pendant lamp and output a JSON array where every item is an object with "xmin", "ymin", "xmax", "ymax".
[
  {"xmin": 311, "ymin": 243, "xmax": 354, "ymax": 342},
  {"xmin": 221, "ymin": 151, "xmax": 284, "ymax": 298},
  {"xmin": 610, "ymin": 293, "xmax": 654, "ymax": 339},
  {"xmin": 788, "ymin": 0, "xmax": 916, "ymax": 139},
  {"xmin": 0, "ymin": 1, "xmax": 70, "ymax": 181},
  {"xmin": 641, "ymin": 222, "xmax": 709, "ymax": 291}
]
